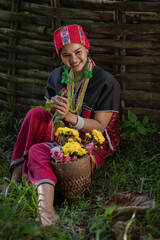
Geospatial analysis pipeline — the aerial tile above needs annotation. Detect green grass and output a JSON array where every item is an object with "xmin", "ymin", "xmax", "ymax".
[{"xmin": 0, "ymin": 110, "xmax": 160, "ymax": 239}]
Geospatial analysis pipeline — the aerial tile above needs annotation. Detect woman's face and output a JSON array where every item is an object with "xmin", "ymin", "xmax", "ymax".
[{"xmin": 60, "ymin": 43, "xmax": 88, "ymax": 77}]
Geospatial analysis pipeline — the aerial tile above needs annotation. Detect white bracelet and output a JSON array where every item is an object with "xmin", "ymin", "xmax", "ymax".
[{"xmin": 73, "ymin": 116, "xmax": 84, "ymax": 130}]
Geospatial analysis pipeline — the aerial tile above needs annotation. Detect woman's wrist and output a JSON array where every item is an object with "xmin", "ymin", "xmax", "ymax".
[
  {"xmin": 65, "ymin": 113, "xmax": 85, "ymax": 130},
  {"xmin": 72, "ymin": 116, "xmax": 84, "ymax": 130},
  {"xmin": 65, "ymin": 112, "xmax": 78, "ymax": 125}
]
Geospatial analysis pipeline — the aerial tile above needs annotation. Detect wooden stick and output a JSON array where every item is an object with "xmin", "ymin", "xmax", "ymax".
[{"xmin": 60, "ymin": 0, "xmax": 160, "ymax": 11}]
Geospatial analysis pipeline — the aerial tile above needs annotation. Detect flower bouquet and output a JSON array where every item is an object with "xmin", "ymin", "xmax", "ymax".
[{"xmin": 51, "ymin": 127, "xmax": 105, "ymax": 200}]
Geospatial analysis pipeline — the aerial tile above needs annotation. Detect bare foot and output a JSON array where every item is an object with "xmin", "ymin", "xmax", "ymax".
[{"xmin": 37, "ymin": 208, "xmax": 60, "ymax": 227}]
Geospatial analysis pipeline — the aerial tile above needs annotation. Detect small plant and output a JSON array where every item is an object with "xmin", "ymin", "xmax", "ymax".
[
  {"xmin": 120, "ymin": 110, "xmax": 157, "ymax": 141},
  {"xmin": 89, "ymin": 205, "xmax": 116, "ymax": 239}
]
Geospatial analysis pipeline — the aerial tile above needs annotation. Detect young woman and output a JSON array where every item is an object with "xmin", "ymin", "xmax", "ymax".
[{"xmin": 10, "ymin": 25, "xmax": 120, "ymax": 227}]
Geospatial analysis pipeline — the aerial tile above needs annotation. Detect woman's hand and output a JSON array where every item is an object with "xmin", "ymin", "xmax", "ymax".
[
  {"xmin": 46, "ymin": 95, "xmax": 78, "ymax": 125},
  {"xmin": 51, "ymin": 95, "xmax": 70, "ymax": 119}
]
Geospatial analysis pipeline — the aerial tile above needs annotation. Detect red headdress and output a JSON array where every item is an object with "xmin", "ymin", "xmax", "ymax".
[{"xmin": 54, "ymin": 25, "xmax": 90, "ymax": 58}]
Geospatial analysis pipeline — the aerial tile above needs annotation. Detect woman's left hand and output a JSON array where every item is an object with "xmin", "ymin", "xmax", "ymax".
[{"xmin": 54, "ymin": 96, "xmax": 70, "ymax": 119}]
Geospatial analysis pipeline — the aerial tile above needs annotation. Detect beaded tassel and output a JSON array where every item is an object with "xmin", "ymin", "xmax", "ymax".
[{"xmin": 67, "ymin": 58, "xmax": 93, "ymax": 114}]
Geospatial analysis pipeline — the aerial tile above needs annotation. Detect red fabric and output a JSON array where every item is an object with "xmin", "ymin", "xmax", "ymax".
[
  {"xmin": 11, "ymin": 107, "xmax": 120, "ymax": 186},
  {"xmin": 27, "ymin": 143, "xmax": 57, "ymax": 187},
  {"xmin": 81, "ymin": 106, "xmax": 120, "ymax": 171},
  {"xmin": 54, "ymin": 25, "xmax": 90, "ymax": 57},
  {"xmin": 11, "ymin": 108, "xmax": 57, "ymax": 187}
]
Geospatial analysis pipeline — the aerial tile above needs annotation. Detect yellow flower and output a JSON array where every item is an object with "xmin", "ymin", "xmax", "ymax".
[
  {"xmin": 68, "ymin": 138, "xmax": 74, "ymax": 142},
  {"xmin": 75, "ymin": 136, "xmax": 81, "ymax": 142},
  {"xmin": 55, "ymin": 127, "xmax": 79, "ymax": 137},
  {"xmin": 85, "ymin": 133, "xmax": 92, "ymax": 139},
  {"xmin": 62, "ymin": 141, "xmax": 87, "ymax": 157},
  {"xmin": 92, "ymin": 129, "xmax": 105, "ymax": 144}
]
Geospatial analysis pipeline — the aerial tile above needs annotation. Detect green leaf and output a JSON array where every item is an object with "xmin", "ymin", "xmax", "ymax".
[
  {"xmin": 121, "ymin": 130, "xmax": 132, "ymax": 138},
  {"xmin": 55, "ymin": 120, "xmax": 65, "ymax": 128},
  {"xmin": 146, "ymin": 127, "xmax": 157, "ymax": 133},
  {"xmin": 128, "ymin": 110, "xmax": 137, "ymax": 123},
  {"xmin": 45, "ymin": 103, "xmax": 52, "ymax": 110},
  {"xmin": 119, "ymin": 122, "xmax": 132, "ymax": 129},
  {"xmin": 137, "ymin": 126, "xmax": 147, "ymax": 135},
  {"xmin": 30, "ymin": 105, "xmax": 42, "ymax": 109},
  {"xmin": 130, "ymin": 131, "xmax": 139, "ymax": 141},
  {"xmin": 135, "ymin": 120, "xmax": 141, "ymax": 127},
  {"xmin": 142, "ymin": 116, "xmax": 149, "ymax": 125},
  {"xmin": 100, "ymin": 205, "xmax": 116, "ymax": 217}
]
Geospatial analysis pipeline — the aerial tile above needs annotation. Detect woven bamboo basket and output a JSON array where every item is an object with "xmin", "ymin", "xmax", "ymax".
[{"xmin": 52, "ymin": 154, "xmax": 91, "ymax": 200}]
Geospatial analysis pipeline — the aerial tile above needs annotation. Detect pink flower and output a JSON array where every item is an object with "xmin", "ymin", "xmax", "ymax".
[
  {"xmin": 62, "ymin": 156, "xmax": 71, "ymax": 163},
  {"xmin": 51, "ymin": 148, "xmax": 64, "ymax": 163},
  {"xmin": 59, "ymin": 88, "xmax": 68, "ymax": 97},
  {"xmin": 86, "ymin": 142, "xmax": 94, "ymax": 153},
  {"xmin": 71, "ymin": 156, "xmax": 78, "ymax": 161}
]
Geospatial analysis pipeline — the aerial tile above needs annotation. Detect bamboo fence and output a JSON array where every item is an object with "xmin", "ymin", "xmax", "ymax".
[{"xmin": 0, "ymin": 0, "xmax": 160, "ymax": 123}]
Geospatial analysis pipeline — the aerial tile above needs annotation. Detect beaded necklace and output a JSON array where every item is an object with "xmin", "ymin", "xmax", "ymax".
[
  {"xmin": 66, "ymin": 58, "xmax": 93, "ymax": 114},
  {"xmin": 61, "ymin": 57, "xmax": 92, "ymax": 84}
]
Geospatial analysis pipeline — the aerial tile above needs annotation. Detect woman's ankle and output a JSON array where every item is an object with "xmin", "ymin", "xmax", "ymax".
[
  {"xmin": 38, "ymin": 207, "xmax": 59, "ymax": 226},
  {"xmin": 11, "ymin": 162, "xmax": 23, "ymax": 181}
]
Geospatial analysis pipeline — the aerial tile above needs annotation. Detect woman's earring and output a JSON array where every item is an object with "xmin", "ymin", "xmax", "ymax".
[{"xmin": 87, "ymin": 52, "xmax": 90, "ymax": 58}]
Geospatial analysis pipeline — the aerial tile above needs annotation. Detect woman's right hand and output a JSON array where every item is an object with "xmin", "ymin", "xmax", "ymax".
[{"xmin": 46, "ymin": 96, "xmax": 58, "ymax": 114}]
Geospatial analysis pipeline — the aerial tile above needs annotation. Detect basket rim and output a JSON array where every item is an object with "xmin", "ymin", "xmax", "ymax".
[{"xmin": 52, "ymin": 154, "xmax": 89, "ymax": 166}]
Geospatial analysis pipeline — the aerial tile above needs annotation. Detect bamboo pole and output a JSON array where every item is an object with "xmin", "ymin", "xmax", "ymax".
[
  {"xmin": 137, "ymin": 13, "xmax": 160, "ymax": 22},
  {"xmin": 116, "ymin": 73, "xmax": 160, "ymax": 82},
  {"xmin": 93, "ymin": 54, "xmax": 160, "ymax": 65},
  {"xmin": 62, "ymin": 19, "xmax": 160, "ymax": 35},
  {"xmin": 127, "ymin": 66, "xmax": 160, "ymax": 75},
  {"xmin": 119, "ymin": 0, "xmax": 126, "ymax": 122},
  {"xmin": 0, "ymin": 72, "xmax": 46, "ymax": 86},
  {"xmin": 0, "ymin": 65, "xmax": 7, "ymax": 72},
  {"xmin": 0, "ymin": 21, "xmax": 10, "ymax": 28},
  {"xmin": 127, "ymin": 49, "xmax": 160, "ymax": 56},
  {"xmin": 0, "ymin": 33, "xmax": 9, "ymax": 42},
  {"xmin": 20, "ymin": 2, "xmax": 113, "ymax": 22},
  {"xmin": 0, "ymin": 10, "xmax": 51, "ymax": 26},
  {"xmin": 0, "ymin": 42, "xmax": 51, "ymax": 56},
  {"xmin": 129, "ymin": 35, "xmax": 160, "ymax": 41},
  {"xmin": 0, "ymin": 0, "xmax": 11, "ymax": 8},
  {"xmin": 18, "ymin": 39, "xmax": 53, "ymax": 53},
  {"xmin": 19, "ymin": 24, "xmax": 46, "ymax": 35},
  {"xmin": 0, "ymin": 57, "xmax": 59, "ymax": 70},
  {"xmin": 18, "ymin": 55, "xmax": 55, "ymax": 67},
  {"xmin": 0, "ymin": 27, "xmax": 51, "ymax": 41},
  {"xmin": 17, "ymin": 98, "xmax": 45, "ymax": 106},
  {"xmin": 126, "ymin": 82, "xmax": 160, "ymax": 92},
  {"xmin": 60, "ymin": 0, "xmax": 160, "ymax": 11},
  {"xmin": 7, "ymin": 0, "xmax": 19, "ymax": 108},
  {"xmin": 0, "ymin": 51, "xmax": 8, "ymax": 58},
  {"xmin": 121, "ymin": 90, "xmax": 160, "ymax": 102},
  {"xmin": 17, "ymin": 69, "xmax": 50, "ymax": 80},
  {"xmin": 126, "ymin": 100, "xmax": 160, "ymax": 109},
  {"xmin": 89, "ymin": 39, "xmax": 160, "ymax": 50},
  {"xmin": 125, "ymin": 12, "xmax": 160, "ymax": 24},
  {"xmin": 0, "ymin": 85, "xmax": 43, "ymax": 99}
]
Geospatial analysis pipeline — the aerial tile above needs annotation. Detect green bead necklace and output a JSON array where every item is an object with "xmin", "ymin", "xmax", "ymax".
[
  {"xmin": 61, "ymin": 57, "xmax": 92, "ymax": 84},
  {"xmin": 67, "ymin": 57, "xmax": 93, "ymax": 114}
]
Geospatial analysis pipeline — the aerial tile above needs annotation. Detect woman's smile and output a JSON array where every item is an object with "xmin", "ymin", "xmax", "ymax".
[{"xmin": 60, "ymin": 43, "xmax": 88, "ymax": 77}]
